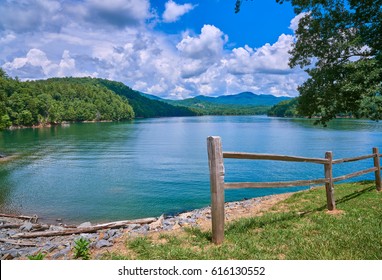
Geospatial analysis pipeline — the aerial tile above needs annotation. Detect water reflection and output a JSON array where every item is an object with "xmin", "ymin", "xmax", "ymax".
[{"xmin": 0, "ymin": 116, "xmax": 381, "ymax": 223}]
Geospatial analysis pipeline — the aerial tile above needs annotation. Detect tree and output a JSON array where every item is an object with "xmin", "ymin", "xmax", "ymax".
[{"xmin": 236, "ymin": 0, "xmax": 382, "ymax": 124}]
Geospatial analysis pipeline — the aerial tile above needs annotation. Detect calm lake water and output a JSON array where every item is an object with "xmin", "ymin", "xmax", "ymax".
[{"xmin": 0, "ymin": 116, "xmax": 381, "ymax": 223}]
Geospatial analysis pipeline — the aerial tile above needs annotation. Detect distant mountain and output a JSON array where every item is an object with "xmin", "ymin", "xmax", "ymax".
[
  {"xmin": 161, "ymin": 92, "xmax": 283, "ymax": 116},
  {"xmin": 194, "ymin": 92, "xmax": 291, "ymax": 106}
]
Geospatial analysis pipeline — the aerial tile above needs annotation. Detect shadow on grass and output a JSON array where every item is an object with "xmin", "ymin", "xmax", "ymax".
[{"xmin": 224, "ymin": 182, "xmax": 376, "ymax": 237}]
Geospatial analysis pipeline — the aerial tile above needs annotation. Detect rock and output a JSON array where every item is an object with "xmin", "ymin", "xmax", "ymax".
[
  {"xmin": 134, "ymin": 224, "xmax": 149, "ymax": 234},
  {"xmin": 43, "ymin": 244, "xmax": 57, "ymax": 253},
  {"xmin": 127, "ymin": 224, "xmax": 141, "ymax": 230},
  {"xmin": 80, "ymin": 233, "xmax": 98, "ymax": 240},
  {"xmin": 20, "ymin": 222, "xmax": 33, "ymax": 232},
  {"xmin": 95, "ymin": 239, "xmax": 112, "ymax": 249},
  {"xmin": 52, "ymin": 246, "xmax": 70, "ymax": 260},
  {"xmin": 78, "ymin": 222, "xmax": 92, "ymax": 228},
  {"xmin": 20, "ymin": 247, "xmax": 41, "ymax": 258},
  {"xmin": 49, "ymin": 225, "xmax": 65, "ymax": 231},
  {"xmin": 149, "ymin": 214, "xmax": 164, "ymax": 230}
]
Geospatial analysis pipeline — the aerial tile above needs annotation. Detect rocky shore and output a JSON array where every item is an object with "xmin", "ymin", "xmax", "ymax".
[{"xmin": 0, "ymin": 193, "xmax": 292, "ymax": 260}]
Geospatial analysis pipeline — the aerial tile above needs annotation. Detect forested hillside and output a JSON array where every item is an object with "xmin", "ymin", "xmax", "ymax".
[
  {"xmin": 95, "ymin": 79, "xmax": 195, "ymax": 118},
  {"xmin": 267, "ymin": 98, "xmax": 299, "ymax": 117},
  {"xmin": 0, "ymin": 69, "xmax": 195, "ymax": 129},
  {"xmin": 0, "ymin": 71, "xmax": 134, "ymax": 129}
]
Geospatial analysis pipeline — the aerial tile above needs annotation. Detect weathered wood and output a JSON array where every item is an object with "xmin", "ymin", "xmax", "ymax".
[
  {"xmin": 333, "ymin": 167, "xmax": 377, "ymax": 182},
  {"xmin": 225, "ymin": 178, "xmax": 327, "ymax": 189},
  {"xmin": 332, "ymin": 154, "xmax": 375, "ymax": 164},
  {"xmin": 0, "ymin": 238, "xmax": 36, "ymax": 246},
  {"xmin": 223, "ymin": 152, "xmax": 328, "ymax": 164},
  {"xmin": 0, "ymin": 213, "xmax": 38, "ymax": 222},
  {"xmin": 11, "ymin": 217, "xmax": 157, "ymax": 239},
  {"xmin": 207, "ymin": 136, "xmax": 225, "ymax": 245},
  {"xmin": 324, "ymin": 151, "xmax": 336, "ymax": 211},
  {"xmin": 0, "ymin": 223, "xmax": 22, "ymax": 229},
  {"xmin": 373, "ymin": 147, "xmax": 381, "ymax": 191}
]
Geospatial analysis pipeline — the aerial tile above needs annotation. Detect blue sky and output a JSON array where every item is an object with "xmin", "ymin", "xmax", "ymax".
[{"xmin": 0, "ymin": 0, "xmax": 306, "ymax": 99}]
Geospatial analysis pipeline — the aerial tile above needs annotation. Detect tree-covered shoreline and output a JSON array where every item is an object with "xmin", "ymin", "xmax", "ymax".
[{"xmin": 0, "ymin": 69, "xmax": 196, "ymax": 130}]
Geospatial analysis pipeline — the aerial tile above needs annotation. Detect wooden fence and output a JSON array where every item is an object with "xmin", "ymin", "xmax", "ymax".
[{"xmin": 207, "ymin": 136, "xmax": 382, "ymax": 244}]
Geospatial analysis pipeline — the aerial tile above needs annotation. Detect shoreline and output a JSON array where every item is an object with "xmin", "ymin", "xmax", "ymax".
[{"xmin": 0, "ymin": 192, "xmax": 294, "ymax": 260}]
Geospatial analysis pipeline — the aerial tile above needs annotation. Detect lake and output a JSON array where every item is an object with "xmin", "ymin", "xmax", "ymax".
[{"xmin": 0, "ymin": 116, "xmax": 381, "ymax": 224}]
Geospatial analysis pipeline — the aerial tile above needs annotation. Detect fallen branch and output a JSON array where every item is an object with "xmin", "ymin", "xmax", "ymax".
[
  {"xmin": 0, "ymin": 223, "xmax": 22, "ymax": 229},
  {"xmin": 0, "ymin": 238, "xmax": 36, "ymax": 247},
  {"xmin": 0, "ymin": 213, "xmax": 38, "ymax": 222},
  {"xmin": 11, "ymin": 217, "xmax": 157, "ymax": 239}
]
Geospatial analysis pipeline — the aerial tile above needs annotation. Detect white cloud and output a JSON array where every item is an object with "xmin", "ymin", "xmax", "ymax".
[
  {"xmin": 83, "ymin": 0, "xmax": 152, "ymax": 28},
  {"xmin": 58, "ymin": 50, "xmax": 76, "ymax": 77},
  {"xmin": 0, "ymin": 0, "xmax": 64, "ymax": 33},
  {"xmin": 176, "ymin": 25, "xmax": 228, "ymax": 79},
  {"xmin": 162, "ymin": 0, "xmax": 195, "ymax": 23},
  {"xmin": 225, "ymin": 34, "xmax": 294, "ymax": 76},
  {"xmin": 289, "ymin": 13, "xmax": 308, "ymax": 31},
  {"xmin": 0, "ymin": 2, "xmax": 306, "ymax": 99}
]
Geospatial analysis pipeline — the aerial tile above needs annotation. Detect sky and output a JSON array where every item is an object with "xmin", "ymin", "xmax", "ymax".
[{"xmin": 0, "ymin": 0, "xmax": 307, "ymax": 99}]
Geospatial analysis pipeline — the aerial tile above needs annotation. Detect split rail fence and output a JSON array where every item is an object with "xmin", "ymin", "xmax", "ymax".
[{"xmin": 207, "ymin": 136, "xmax": 382, "ymax": 244}]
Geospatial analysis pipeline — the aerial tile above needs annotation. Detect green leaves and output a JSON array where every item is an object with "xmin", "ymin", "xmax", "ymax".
[
  {"xmin": 287, "ymin": 0, "xmax": 382, "ymax": 124},
  {"xmin": 73, "ymin": 237, "xmax": 90, "ymax": 260}
]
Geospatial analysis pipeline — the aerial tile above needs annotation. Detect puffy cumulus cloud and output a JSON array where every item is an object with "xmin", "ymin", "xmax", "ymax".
[
  {"xmin": 177, "ymin": 25, "xmax": 227, "ymax": 59},
  {"xmin": 3, "ymin": 48, "xmax": 91, "ymax": 79},
  {"xmin": 225, "ymin": 34, "xmax": 294, "ymax": 75},
  {"xmin": 289, "ymin": 13, "xmax": 309, "ymax": 31},
  {"xmin": 176, "ymin": 25, "xmax": 228, "ymax": 79},
  {"xmin": 0, "ymin": 3, "xmax": 306, "ymax": 99},
  {"xmin": 162, "ymin": 0, "xmax": 195, "ymax": 23},
  {"xmin": 3, "ymin": 48, "xmax": 57, "ymax": 76}
]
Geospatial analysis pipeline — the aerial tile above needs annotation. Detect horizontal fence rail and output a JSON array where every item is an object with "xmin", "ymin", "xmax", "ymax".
[{"xmin": 207, "ymin": 136, "xmax": 382, "ymax": 244}]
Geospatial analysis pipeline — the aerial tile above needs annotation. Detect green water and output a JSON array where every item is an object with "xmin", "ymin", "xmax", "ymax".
[{"xmin": 0, "ymin": 116, "xmax": 381, "ymax": 223}]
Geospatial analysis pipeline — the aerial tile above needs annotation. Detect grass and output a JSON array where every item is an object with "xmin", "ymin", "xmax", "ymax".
[{"xmin": 103, "ymin": 181, "xmax": 382, "ymax": 260}]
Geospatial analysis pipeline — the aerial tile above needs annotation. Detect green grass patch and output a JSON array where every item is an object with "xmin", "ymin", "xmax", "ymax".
[{"xmin": 104, "ymin": 181, "xmax": 382, "ymax": 260}]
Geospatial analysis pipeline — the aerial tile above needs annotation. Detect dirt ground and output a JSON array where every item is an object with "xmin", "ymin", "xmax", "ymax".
[{"xmin": 90, "ymin": 192, "xmax": 294, "ymax": 259}]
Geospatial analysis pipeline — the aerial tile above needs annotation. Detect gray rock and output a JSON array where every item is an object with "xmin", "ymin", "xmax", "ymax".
[
  {"xmin": 127, "ymin": 224, "xmax": 141, "ymax": 230},
  {"xmin": 80, "ymin": 233, "xmax": 97, "ymax": 240},
  {"xmin": 20, "ymin": 222, "xmax": 33, "ymax": 232},
  {"xmin": 107, "ymin": 229, "xmax": 119, "ymax": 238},
  {"xmin": 95, "ymin": 239, "xmax": 112, "ymax": 249},
  {"xmin": 42, "ymin": 244, "xmax": 57, "ymax": 253},
  {"xmin": 7, "ymin": 230, "xmax": 18, "ymax": 237},
  {"xmin": 134, "ymin": 224, "xmax": 149, "ymax": 234},
  {"xmin": 2, "ymin": 249, "xmax": 20, "ymax": 258},
  {"xmin": 20, "ymin": 247, "xmax": 41, "ymax": 258},
  {"xmin": 49, "ymin": 225, "xmax": 65, "ymax": 231},
  {"xmin": 52, "ymin": 246, "xmax": 70, "ymax": 259}
]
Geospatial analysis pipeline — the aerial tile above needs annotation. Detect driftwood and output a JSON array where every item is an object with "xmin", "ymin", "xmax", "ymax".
[
  {"xmin": 0, "ymin": 223, "xmax": 22, "ymax": 229},
  {"xmin": 11, "ymin": 217, "xmax": 157, "ymax": 239},
  {"xmin": 0, "ymin": 238, "xmax": 36, "ymax": 246},
  {"xmin": 0, "ymin": 213, "xmax": 38, "ymax": 222}
]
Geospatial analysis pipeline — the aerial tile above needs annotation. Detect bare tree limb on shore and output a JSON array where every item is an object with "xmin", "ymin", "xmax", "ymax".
[
  {"xmin": 10, "ymin": 217, "xmax": 157, "ymax": 239},
  {"xmin": 0, "ymin": 213, "xmax": 38, "ymax": 222}
]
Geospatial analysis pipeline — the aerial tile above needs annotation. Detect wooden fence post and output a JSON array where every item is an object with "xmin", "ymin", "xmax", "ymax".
[
  {"xmin": 373, "ymin": 147, "xmax": 381, "ymax": 191},
  {"xmin": 207, "ymin": 136, "xmax": 225, "ymax": 245},
  {"xmin": 324, "ymin": 151, "xmax": 336, "ymax": 210}
]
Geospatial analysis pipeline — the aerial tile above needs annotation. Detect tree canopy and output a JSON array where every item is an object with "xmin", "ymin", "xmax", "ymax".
[
  {"xmin": 236, "ymin": 0, "xmax": 382, "ymax": 124},
  {"xmin": 0, "ymin": 69, "xmax": 196, "ymax": 130}
]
